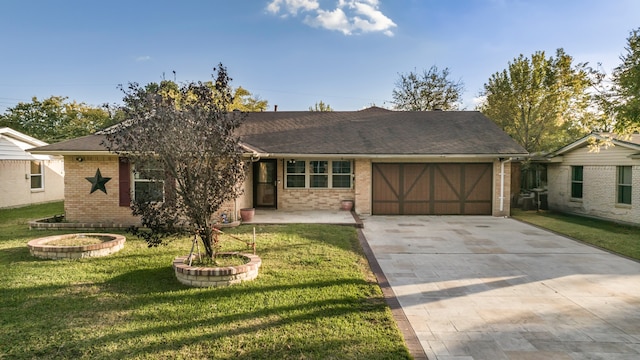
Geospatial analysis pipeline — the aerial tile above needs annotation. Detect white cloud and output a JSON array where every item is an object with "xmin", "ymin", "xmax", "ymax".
[
  {"xmin": 267, "ymin": 0, "xmax": 319, "ymax": 15},
  {"xmin": 350, "ymin": 1, "xmax": 396, "ymax": 36},
  {"xmin": 304, "ymin": 8, "xmax": 351, "ymax": 35},
  {"xmin": 135, "ymin": 56, "xmax": 151, "ymax": 62},
  {"xmin": 266, "ymin": 0, "xmax": 396, "ymax": 36}
]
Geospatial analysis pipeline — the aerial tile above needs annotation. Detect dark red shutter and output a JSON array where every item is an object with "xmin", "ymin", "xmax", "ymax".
[
  {"xmin": 164, "ymin": 169, "xmax": 176, "ymax": 204},
  {"xmin": 119, "ymin": 158, "xmax": 131, "ymax": 206}
]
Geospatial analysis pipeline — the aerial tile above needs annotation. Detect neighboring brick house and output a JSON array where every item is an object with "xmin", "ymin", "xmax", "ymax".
[
  {"xmin": 31, "ymin": 107, "xmax": 527, "ymax": 226},
  {"xmin": 546, "ymin": 133, "xmax": 640, "ymax": 226},
  {"xmin": 0, "ymin": 127, "xmax": 64, "ymax": 209}
]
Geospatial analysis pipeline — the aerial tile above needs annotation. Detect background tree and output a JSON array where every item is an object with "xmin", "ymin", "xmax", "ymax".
[
  {"xmin": 309, "ymin": 100, "xmax": 333, "ymax": 112},
  {"xmin": 392, "ymin": 66, "xmax": 464, "ymax": 111},
  {"xmin": 478, "ymin": 49, "xmax": 595, "ymax": 153},
  {"xmin": 231, "ymin": 86, "xmax": 268, "ymax": 111},
  {"xmin": 104, "ymin": 64, "xmax": 246, "ymax": 261},
  {"xmin": 608, "ymin": 28, "xmax": 640, "ymax": 134},
  {"xmin": 0, "ymin": 96, "xmax": 116, "ymax": 143},
  {"xmin": 138, "ymin": 79, "xmax": 267, "ymax": 112}
]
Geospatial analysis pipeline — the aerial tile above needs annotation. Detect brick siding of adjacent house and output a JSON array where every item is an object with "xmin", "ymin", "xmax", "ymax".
[
  {"xmin": 548, "ymin": 164, "xmax": 640, "ymax": 225},
  {"xmin": 547, "ymin": 143, "xmax": 640, "ymax": 226},
  {"xmin": 0, "ymin": 158, "xmax": 64, "ymax": 209}
]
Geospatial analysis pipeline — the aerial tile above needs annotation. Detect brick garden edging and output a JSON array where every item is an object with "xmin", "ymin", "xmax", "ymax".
[
  {"xmin": 27, "ymin": 233, "xmax": 126, "ymax": 260},
  {"xmin": 29, "ymin": 216, "xmax": 135, "ymax": 231},
  {"xmin": 173, "ymin": 252, "xmax": 261, "ymax": 287}
]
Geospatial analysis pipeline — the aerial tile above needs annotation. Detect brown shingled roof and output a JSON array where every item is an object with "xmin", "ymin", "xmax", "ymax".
[
  {"xmin": 31, "ymin": 109, "xmax": 528, "ymax": 156},
  {"xmin": 237, "ymin": 110, "xmax": 527, "ymax": 156}
]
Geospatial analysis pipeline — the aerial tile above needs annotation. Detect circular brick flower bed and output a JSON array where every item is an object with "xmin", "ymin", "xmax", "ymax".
[
  {"xmin": 27, "ymin": 233, "xmax": 126, "ymax": 260},
  {"xmin": 173, "ymin": 252, "xmax": 261, "ymax": 287}
]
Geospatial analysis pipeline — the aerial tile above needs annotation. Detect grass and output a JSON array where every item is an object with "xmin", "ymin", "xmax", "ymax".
[
  {"xmin": 46, "ymin": 236, "xmax": 107, "ymax": 246},
  {"xmin": 0, "ymin": 202, "xmax": 411, "ymax": 359},
  {"xmin": 512, "ymin": 209, "xmax": 640, "ymax": 260}
]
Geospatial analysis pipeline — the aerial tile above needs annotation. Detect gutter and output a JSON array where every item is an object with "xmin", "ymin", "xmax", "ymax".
[
  {"xmin": 241, "ymin": 152, "xmax": 529, "ymax": 160},
  {"xmin": 28, "ymin": 150, "xmax": 117, "ymax": 156}
]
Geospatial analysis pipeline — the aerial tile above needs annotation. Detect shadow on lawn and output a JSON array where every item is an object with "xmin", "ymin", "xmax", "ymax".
[
  {"xmin": 0, "ymin": 245, "xmax": 33, "ymax": 264},
  {"xmin": 3, "ymin": 277, "xmax": 404, "ymax": 359}
]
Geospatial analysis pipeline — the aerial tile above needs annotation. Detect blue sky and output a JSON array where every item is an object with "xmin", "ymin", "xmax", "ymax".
[{"xmin": 1, "ymin": 0, "xmax": 639, "ymax": 112}]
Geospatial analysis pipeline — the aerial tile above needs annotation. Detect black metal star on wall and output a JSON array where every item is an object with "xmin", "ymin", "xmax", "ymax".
[{"xmin": 86, "ymin": 168, "xmax": 112, "ymax": 194}]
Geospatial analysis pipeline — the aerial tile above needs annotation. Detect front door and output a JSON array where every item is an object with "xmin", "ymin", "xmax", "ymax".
[{"xmin": 253, "ymin": 160, "xmax": 277, "ymax": 208}]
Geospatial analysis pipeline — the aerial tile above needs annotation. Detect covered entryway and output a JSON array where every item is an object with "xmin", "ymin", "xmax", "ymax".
[{"xmin": 371, "ymin": 163, "xmax": 492, "ymax": 215}]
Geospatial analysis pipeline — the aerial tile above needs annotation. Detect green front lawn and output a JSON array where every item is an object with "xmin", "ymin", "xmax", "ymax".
[
  {"xmin": 0, "ymin": 202, "xmax": 411, "ymax": 359},
  {"xmin": 512, "ymin": 209, "xmax": 640, "ymax": 260}
]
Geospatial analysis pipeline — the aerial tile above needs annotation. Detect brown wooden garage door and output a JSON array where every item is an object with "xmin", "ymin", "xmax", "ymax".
[{"xmin": 372, "ymin": 163, "xmax": 493, "ymax": 215}]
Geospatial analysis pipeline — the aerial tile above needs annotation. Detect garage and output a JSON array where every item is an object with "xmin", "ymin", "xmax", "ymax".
[{"xmin": 372, "ymin": 163, "xmax": 493, "ymax": 215}]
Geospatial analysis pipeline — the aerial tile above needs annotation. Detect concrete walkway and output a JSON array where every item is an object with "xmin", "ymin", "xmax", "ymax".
[{"xmin": 361, "ymin": 215, "xmax": 640, "ymax": 360}]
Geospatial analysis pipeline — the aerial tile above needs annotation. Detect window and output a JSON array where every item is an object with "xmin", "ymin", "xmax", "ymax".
[
  {"xmin": 617, "ymin": 166, "xmax": 632, "ymax": 205},
  {"xmin": 310, "ymin": 161, "xmax": 328, "ymax": 188},
  {"xmin": 570, "ymin": 166, "xmax": 583, "ymax": 199},
  {"xmin": 30, "ymin": 160, "xmax": 43, "ymax": 190},
  {"xmin": 133, "ymin": 162, "xmax": 165, "ymax": 202},
  {"xmin": 285, "ymin": 160, "xmax": 352, "ymax": 189},
  {"xmin": 332, "ymin": 161, "xmax": 352, "ymax": 188},
  {"xmin": 286, "ymin": 160, "xmax": 306, "ymax": 188}
]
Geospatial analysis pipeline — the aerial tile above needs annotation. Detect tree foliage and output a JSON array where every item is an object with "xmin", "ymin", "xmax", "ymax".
[
  {"xmin": 609, "ymin": 28, "xmax": 640, "ymax": 134},
  {"xmin": 309, "ymin": 100, "xmax": 334, "ymax": 112},
  {"xmin": 392, "ymin": 66, "xmax": 464, "ymax": 111},
  {"xmin": 103, "ymin": 64, "xmax": 246, "ymax": 260},
  {"xmin": 478, "ymin": 49, "xmax": 595, "ymax": 153},
  {"xmin": 140, "ymin": 79, "xmax": 267, "ymax": 112},
  {"xmin": 0, "ymin": 96, "xmax": 116, "ymax": 143},
  {"xmin": 231, "ymin": 86, "xmax": 268, "ymax": 112}
]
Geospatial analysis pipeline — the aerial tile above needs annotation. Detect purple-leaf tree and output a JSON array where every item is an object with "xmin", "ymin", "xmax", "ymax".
[{"xmin": 104, "ymin": 64, "xmax": 246, "ymax": 260}]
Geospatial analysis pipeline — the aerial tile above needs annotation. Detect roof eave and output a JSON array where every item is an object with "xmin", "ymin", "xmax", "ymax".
[
  {"xmin": 550, "ymin": 133, "xmax": 640, "ymax": 157},
  {"xmin": 243, "ymin": 152, "xmax": 529, "ymax": 159},
  {"xmin": 0, "ymin": 127, "xmax": 49, "ymax": 147},
  {"xmin": 29, "ymin": 150, "xmax": 115, "ymax": 156}
]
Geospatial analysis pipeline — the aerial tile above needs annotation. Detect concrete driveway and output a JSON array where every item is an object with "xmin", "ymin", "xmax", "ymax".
[{"xmin": 360, "ymin": 216, "xmax": 640, "ymax": 360}]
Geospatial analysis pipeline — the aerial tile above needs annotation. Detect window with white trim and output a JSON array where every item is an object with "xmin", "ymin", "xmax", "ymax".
[
  {"xmin": 285, "ymin": 160, "xmax": 352, "ymax": 189},
  {"xmin": 133, "ymin": 161, "xmax": 165, "ymax": 202},
  {"xmin": 30, "ymin": 160, "xmax": 43, "ymax": 190},
  {"xmin": 617, "ymin": 166, "xmax": 632, "ymax": 205},
  {"xmin": 286, "ymin": 160, "xmax": 306, "ymax": 188},
  {"xmin": 310, "ymin": 160, "xmax": 328, "ymax": 188},
  {"xmin": 332, "ymin": 160, "xmax": 352, "ymax": 188}
]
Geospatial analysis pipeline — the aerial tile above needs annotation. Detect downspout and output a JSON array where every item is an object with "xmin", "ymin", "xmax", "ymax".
[{"xmin": 499, "ymin": 158, "xmax": 513, "ymax": 213}]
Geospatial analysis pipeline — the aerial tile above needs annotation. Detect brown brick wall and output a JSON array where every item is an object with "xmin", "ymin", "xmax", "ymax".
[
  {"xmin": 275, "ymin": 159, "xmax": 357, "ymax": 211},
  {"xmin": 354, "ymin": 159, "xmax": 372, "ymax": 215},
  {"xmin": 64, "ymin": 155, "xmax": 138, "ymax": 225},
  {"xmin": 64, "ymin": 156, "xmax": 513, "ymax": 224}
]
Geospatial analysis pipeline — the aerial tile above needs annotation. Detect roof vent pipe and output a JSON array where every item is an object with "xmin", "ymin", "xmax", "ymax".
[{"xmin": 274, "ymin": 105, "xmax": 278, "ymax": 112}]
